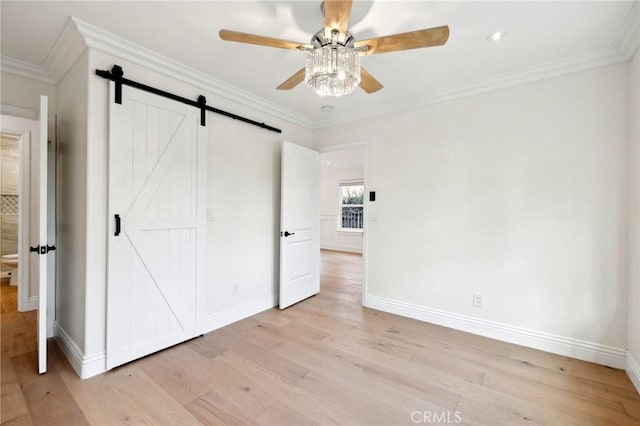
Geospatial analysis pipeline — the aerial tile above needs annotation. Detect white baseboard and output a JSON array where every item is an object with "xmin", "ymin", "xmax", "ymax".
[
  {"xmin": 26, "ymin": 296, "xmax": 38, "ymax": 311},
  {"xmin": 201, "ymin": 294, "xmax": 277, "ymax": 333},
  {"xmin": 54, "ymin": 321, "xmax": 106, "ymax": 379},
  {"xmin": 321, "ymin": 243, "xmax": 362, "ymax": 254},
  {"xmin": 365, "ymin": 295, "xmax": 626, "ymax": 369},
  {"xmin": 627, "ymin": 352, "xmax": 640, "ymax": 394}
]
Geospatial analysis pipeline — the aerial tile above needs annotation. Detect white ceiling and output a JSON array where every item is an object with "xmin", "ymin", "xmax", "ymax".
[{"xmin": 1, "ymin": 1, "xmax": 636, "ymax": 125}]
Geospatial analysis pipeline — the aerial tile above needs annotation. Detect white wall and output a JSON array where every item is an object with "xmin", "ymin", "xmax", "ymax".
[
  {"xmin": 314, "ymin": 63, "xmax": 629, "ymax": 366},
  {"xmin": 82, "ymin": 48, "xmax": 312, "ymax": 371},
  {"xmin": 320, "ymin": 150, "xmax": 364, "ymax": 253},
  {"xmin": 55, "ymin": 51, "xmax": 89, "ymax": 352},
  {"xmin": 206, "ymin": 117, "xmax": 282, "ymax": 317},
  {"xmin": 1, "ymin": 72, "xmax": 56, "ymax": 125},
  {"xmin": 628, "ymin": 47, "xmax": 640, "ymax": 390}
]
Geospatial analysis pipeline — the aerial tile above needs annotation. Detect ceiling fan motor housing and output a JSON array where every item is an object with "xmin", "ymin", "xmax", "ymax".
[{"xmin": 310, "ymin": 28, "xmax": 356, "ymax": 48}]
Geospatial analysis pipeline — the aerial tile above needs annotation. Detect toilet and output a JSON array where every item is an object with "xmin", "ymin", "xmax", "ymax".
[{"xmin": 1, "ymin": 254, "xmax": 18, "ymax": 286}]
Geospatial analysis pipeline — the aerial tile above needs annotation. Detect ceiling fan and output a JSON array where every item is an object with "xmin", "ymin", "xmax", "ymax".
[{"xmin": 219, "ymin": 0, "xmax": 449, "ymax": 97}]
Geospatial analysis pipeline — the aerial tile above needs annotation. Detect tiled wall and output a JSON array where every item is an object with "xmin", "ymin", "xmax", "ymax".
[{"xmin": 1, "ymin": 136, "xmax": 19, "ymax": 274}]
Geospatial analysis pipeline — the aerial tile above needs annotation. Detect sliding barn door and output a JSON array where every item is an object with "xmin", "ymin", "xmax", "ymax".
[{"xmin": 107, "ymin": 84, "xmax": 206, "ymax": 369}]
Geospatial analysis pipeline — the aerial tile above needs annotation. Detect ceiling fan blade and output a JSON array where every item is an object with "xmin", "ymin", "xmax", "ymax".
[
  {"xmin": 355, "ymin": 26, "xmax": 450, "ymax": 56},
  {"xmin": 219, "ymin": 29, "xmax": 305, "ymax": 50},
  {"xmin": 359, "ymin": 68, "xmax": 383, "ymax": 94},
  {"xmin": 277, "ymin": 68, "xmax": 306, "ymax": 90},
  {"xmin": 324, "ymin": 0, "xmax": 352, "ymax": 39}
]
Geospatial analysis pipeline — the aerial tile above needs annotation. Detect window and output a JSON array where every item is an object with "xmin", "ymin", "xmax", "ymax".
[{"xmin": 339, "ymin": 182, "xmax": 364, "ymax": 231}]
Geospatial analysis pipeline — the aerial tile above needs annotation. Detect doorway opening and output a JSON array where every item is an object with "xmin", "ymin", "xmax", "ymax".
[
  {"xmin": 0, "ymin": 129, "xmax": 33, "ymax": 314},
  {"xmin": 318, "ymin": 143, "xmax": 367, "ymax": 305},
  {"xmin": 0, "ymin": 128, "xmax": 36, "ymax": 359},
  {"xmin": 2, "ymin": 102, "xmax": 53, "ymax": 374},
  {"xmin": 1, "ymin": 134, "xmax": 22, "ymax": 291}
]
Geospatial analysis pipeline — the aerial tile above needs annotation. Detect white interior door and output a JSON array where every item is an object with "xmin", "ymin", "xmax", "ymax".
[
  {"xmin": 36, "ymin": 95, "xmax": 48, "ymax": 374},
  {"xmin": 279, "ymin": 141, "xmax": 320, "ymax": 309},
  {"xmin": 107, "ymin": 84, "xmax": 206, "ymax": 369}
]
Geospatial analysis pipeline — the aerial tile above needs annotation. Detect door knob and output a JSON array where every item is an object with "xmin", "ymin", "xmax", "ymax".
[{"xmin": 284, "ymin": 231, "xmax": 295, "ymax": 237}]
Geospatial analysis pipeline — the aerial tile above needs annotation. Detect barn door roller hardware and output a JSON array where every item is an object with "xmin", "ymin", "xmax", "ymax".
[{"xmin": 95, "ymin": 65, "xmax": 282, "ymax": 133}]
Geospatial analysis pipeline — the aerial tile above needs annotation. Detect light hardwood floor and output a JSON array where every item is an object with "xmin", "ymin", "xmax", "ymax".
[{"xmin": 1, "ymin": 250, "xmax": 639, "ymax": 425}]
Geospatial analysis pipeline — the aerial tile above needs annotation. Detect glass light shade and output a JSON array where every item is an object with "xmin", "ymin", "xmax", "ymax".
[{"xmin": 305, "ymin": 45, "xmax": 360, "ymax": 96}]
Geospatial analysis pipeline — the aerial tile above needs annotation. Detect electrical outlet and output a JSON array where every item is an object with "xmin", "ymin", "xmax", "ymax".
[
  {"xmin": 232, "ymin": 285, "xmax": 239, "ymax": 297},
  {"xmin": 473, "ymin": 293, "xmax": 483, "ymax": 308}
]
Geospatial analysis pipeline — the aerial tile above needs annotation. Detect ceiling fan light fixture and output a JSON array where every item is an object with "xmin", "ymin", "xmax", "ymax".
[{"xmin": 305, "ymin": 45, "xmax": 361, "ymax": 96}]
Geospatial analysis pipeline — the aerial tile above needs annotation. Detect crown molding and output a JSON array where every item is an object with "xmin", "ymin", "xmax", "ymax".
[
  {"xmin": 43, "ymin": 17, "xmax": 87, "ymax": 83},
  {"xmin": 70, "ymin": 17, "xmax": 313, "ymax": 130},
  {"xmin": 615, "ymin": 1, "xmax": 640, "ymax": 60},
  {"xmin": 313, "ymin": 46, "xmax": 629, "ymax": 129},
  {"xmin": 0, "ymin": 56, "xmax": 53, "ymax": 84},
  {"xmin": 0, "ymin": 104, "xmax": 39, "ymax": 120}
]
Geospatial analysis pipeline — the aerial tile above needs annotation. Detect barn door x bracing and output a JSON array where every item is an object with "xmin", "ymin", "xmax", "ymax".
[{"xmin": 107, "ymin": 84, "xmax": 206, "ymax": 369}]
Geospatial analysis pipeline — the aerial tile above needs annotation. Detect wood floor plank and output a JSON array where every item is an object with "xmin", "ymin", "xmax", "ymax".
[
  {"xmin": 0, "ymin": 383, "xmax": 29, "ymax": 424},
  {"xmin": 510, "ymin": 345, "xmax": 637, "ymax": 391},
  {"xmin": 139, "ymin": 343, "xmax": 232, "ymax": 406},
  {"xmin": 103, "ymin": 365, "xmax": 203, "ymax": 425},
  {"xmin": 194, "ymin": 328, "xmax": 310, "ymax": 385},
  {"xmin": 11, "ymin": 352, "xmax": 89, "ymax": 426},
  {"xmin": 253, "ymin": 403, "xmax": 317, "ymax": 426},
  {"xmin": 185, "ymin": 352, "xmax": 283, "ymax": 424},
  {"xmin": 186, "ymin": 390, "xmax": 249, "ymax": 425},
  {"xmin": 51, "ymin": 344, "xmax": 152, "ymax": 426},
  {"xmin": 1, "ymin": 414, "xmax": 34, "ymax": 426},
  {"xmin": 482, "ymin": 369, "xmax": 638, "ymax": 425},
  {"xmin": 1, "ymin": 352, "xmax": 18, "ymax": 386},
  {"xmin": 454, "ymin": 385, "xmax": 584, "ymax": 426}
]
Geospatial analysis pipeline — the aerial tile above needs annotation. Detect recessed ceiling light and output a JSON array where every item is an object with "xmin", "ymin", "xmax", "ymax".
[
  {"xmin": 487, "ymin": 31, "xmax": 506, "ymax": 42},
  {"xmin": 326, "ymin": 161, "xmax": 331, "ymax": 165},
  {"xmin": 320, "ymin": 105, "xmax": 334, "ymax": 113}
]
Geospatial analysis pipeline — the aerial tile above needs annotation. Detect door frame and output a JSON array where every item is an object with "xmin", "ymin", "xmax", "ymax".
[
  {"xmin": 0, "ymin": 114, "xmax": 35, "ymax": 312},
  {"xmin": 317, "ymin": 140, "xmax": 368, "ymax": 307}
]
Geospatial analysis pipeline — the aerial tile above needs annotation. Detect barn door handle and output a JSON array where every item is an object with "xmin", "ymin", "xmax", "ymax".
[{"xmin": 114, "ymin": 214, "xmax": 121, "ymax": 236}]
